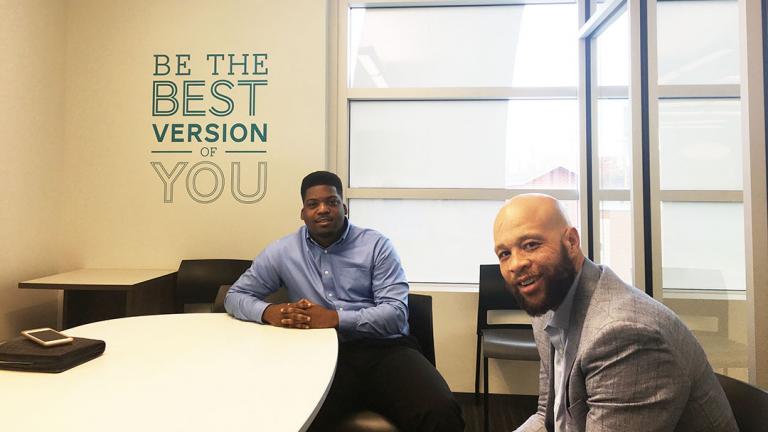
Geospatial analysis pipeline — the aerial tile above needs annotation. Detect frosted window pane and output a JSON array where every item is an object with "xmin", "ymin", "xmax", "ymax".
[
  {"xmin": 599, "ymin": 201, "xmax": 633, "ymax": 283},
  {"xmin": 349, "ymin": 199, "xmax": 579, "ymax": 284},
  {"xmin": 593, "ymin": 0, "xmax": 608, "ymax": 15},
  {"xmin": 349, "ymin": 4, "xmax": 578, "ymax": 88},
  {"xmin": 659, "ymin": 99, "xmax": 742, "ymax": 190},
  {"xmin": 350, "ymin": 100, "xmax": 579, "ymax": 189},
  {"xmin": 657, "ymin": 0, "xmax": 739, "ymax": 85},
  {"xmin": 597, "ymin": 99, "xmax": 631, "ymax": 189},
  {"xmin": 661, "ymin": 202, "xmax": 745, "ymax": 291},
  {"xmin": 595, "ymin": 11, "xmax": 629, "ymax": 86}
]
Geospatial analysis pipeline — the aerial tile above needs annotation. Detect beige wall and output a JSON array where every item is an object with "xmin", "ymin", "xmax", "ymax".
[
  {"xmin": 2, "ymin": 0, "xmax": 327, "ymax": 333},
  {"xmin": 61, "ymin": 0, "xmax": 328, "ymax": 269},
  {"xmin": 0, "ymin": 0, "xmax": 66, "ymax": 340}
]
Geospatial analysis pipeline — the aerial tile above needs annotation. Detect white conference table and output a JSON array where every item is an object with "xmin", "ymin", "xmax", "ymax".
[{"xmin": 0, "ymin": 313, "xmax": 338, "ymax": 432}]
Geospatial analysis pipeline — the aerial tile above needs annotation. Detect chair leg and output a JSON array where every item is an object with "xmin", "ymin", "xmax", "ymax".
[
  {"xmin": 484, "ymin": 356, "xmax": 489, "ymax": 432},
  {"xmin": 475, "ymin": 335, "xmax": 482, "ymax": 402}
]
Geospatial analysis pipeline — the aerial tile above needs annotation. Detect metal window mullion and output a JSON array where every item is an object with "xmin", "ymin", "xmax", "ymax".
[
  {"xmin": 595, "ymin": 85, "xmax": 629, "ymax": 98},
  {"xmin": 578, "ymin": 0, "xmax": 626, "ymax": 39},
  {"xmin": 347, "ymin": 87, "xmax": 578, "ymax": 100},
  {"xmin": 740, "ymin": 0, "xmax": 768, "ymax": 387},
  {"xmin": 596, "ymin": 189, "xmax": 631, "ymax": 201},
  {"xmin": 579, "ymin": 0, "xmax": 593, "ymax": 258},
  {"xmin": 336, "ymin": 1, "xmax": 351, "ymax": 186},
  {"xmin": 657, "ymin": 84, "xmax": 740, "ymax": 99},
  {"xmin": 628, "ymin": 0, "xmax": 648, "ymax": 290},
  {"xmin": 657, "ymin": 190, "xmax": 743, "ymax": 202},
  {"xmin": 346, "ymin": 188, "xmax": 580, "ymax": 201},
  {"xmin": 327, "ymin": 0, "xmax": 340, "ymax": 171},
  {"xmin": 647, "ymin": 0, "xmax": 664, "ymax": 301},
  {"xmin": 589, "ymin": 35, "xmax": 602, "ymax": 263},
  {"xmin": 349, "ymin": 0, "xmax": 579, "ymax": 8}
]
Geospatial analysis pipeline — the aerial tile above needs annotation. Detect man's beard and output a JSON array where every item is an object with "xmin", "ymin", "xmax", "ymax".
[{"xmin": 509, "ymin": 244, "xmax": 577, "ymax": 317}]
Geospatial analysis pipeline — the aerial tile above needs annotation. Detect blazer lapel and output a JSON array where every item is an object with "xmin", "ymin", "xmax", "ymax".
[{"xmin": 562, "ymin": 260, "xmax": 602, "ymax": 407}]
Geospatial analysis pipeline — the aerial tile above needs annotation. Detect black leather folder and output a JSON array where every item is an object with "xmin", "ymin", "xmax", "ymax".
[{"xmin": 0, "ymin": 336, "xmax": 105, "ymax": 373}]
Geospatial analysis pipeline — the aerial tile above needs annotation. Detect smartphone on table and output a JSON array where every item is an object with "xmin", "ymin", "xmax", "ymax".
[{"xmin": 21, "ymin": 328, "xmax": 74, "ymax": 347}]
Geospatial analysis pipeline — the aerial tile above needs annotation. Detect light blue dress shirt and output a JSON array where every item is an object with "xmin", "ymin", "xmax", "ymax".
[
  {"xmin": 544, "ymin": 267, "xmax": 582, "ymax": 432},
  {"xmin": 225, "ymin": 220, "xmax": 410, "ymax": 341}
]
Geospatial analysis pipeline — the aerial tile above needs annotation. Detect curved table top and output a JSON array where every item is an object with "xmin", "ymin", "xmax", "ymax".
[{"xmin": 0, "ymin": 313, "xmax": 338, "ymax": 432}]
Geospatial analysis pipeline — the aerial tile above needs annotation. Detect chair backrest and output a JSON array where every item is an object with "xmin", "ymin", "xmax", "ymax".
[
  {"xmin": 408, "ymin": 293, "xmax": 435, "ymax": 367},
  {"xmin": 175, "ymin": 259, "xmax": 252, "ymax": 312},
  {"xmin": 477, "ymin": 264, "xmax": 527, "ymax": 333},
  {"xmin": 716, "ymin": 372, "xmax": 768, "ymax": 432}
]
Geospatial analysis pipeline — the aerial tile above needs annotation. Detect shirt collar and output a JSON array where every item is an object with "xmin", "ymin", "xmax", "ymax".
[
  {"xmin": 304, "ymin": 218, "xmax": 351, "ymax": 249},
  {"xmin": 546, "ymin": 265, "xmax": 583, "ymax": 332}
]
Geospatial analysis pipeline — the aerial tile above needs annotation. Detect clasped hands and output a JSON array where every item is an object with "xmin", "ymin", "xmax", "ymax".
[{"xmin": 263, "ymin": 298, "xmax": 339, "ymax": 330}]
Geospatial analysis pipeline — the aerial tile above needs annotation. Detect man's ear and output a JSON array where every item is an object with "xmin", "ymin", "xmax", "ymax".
[
  {"xmin": 565, "ymin": 227, "xmax": 580, "ymax": 253},
  {"xmin": 300, "ymin": 208, "xmax": 306, "ymax": 222},
  {"xmin": 343, "ymin": 203, "xmax": 348, "ymax": 217}
]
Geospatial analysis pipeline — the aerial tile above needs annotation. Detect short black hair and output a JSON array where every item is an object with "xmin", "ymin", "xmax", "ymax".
[{"xmin": 301, "ymin": 171, "xmax": 343, "ymax": 201}]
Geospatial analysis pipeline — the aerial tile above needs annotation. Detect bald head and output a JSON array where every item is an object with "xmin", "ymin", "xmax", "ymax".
[{"xmin": 494, "ymin": 194, "xmax": 573, "ymax": 236}]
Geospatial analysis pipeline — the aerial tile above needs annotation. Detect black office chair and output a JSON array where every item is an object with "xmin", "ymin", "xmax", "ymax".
[
  {"xmin": 476, "ymin": 264, "xmax": 539, "ymax": 432},
  {"xmin": 716, "ymin": 372, "xmax": 768, "ymax": 432},
  {"xmin": 405, "ymin": 293, "xmax": 436, "ymax": 366},
  {"xmin": 336, "ymin": 293, "xmax": 435, "ymax": 432},
  {"xmin": 175, "ymin": 259, "xmax": 252, "ymax": 313}
]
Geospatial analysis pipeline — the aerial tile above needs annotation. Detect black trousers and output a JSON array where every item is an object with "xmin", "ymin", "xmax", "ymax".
[{"xmin": 308, "ymin": 336, "xmax": 465, "ymax": 432}]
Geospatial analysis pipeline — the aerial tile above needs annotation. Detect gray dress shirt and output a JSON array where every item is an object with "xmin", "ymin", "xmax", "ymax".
[{"xmin": 543, "ymin": 269, "xmax": 582, "ymax": 432}]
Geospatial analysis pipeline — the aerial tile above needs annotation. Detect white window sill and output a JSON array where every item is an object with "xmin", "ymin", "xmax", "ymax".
[
  {"xmin": 663, "ymin": 289, "xmax": 746, "ymax": 301},
  {"xmin": 409, "ymin": 283, "xmax": 748, "ymax": 301},
  {"xmin": 409, "ymin": 282, "xmax": 478, "ymax": 293}
]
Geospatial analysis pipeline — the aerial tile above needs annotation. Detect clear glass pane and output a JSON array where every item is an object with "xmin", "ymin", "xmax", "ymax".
[
  {"xmin": 661, "ymin": 202, "xmax": 745, "ymax": 291},
  {"xmin": 661, "ymin": 202, "xmax": 748, "ymax": 377},
  {"xmin": 599, "ymin": 201, "xmax": 633, "ymax": 282},
  {"xmin": 595, "ymin": 10, "xmax": 629, "ymax": 87},
  {"xmin": 349, "ymin": 199, "xmax": 580, "ymax": 284},
  {"xmin": 658, "ymin": 99, "xmax": 742, "ymax": 190},
  {"xmin": 657, "ymin": 0, "xmax": 740, "ymax": 85},
  {"xmin": 597, "ymin": 99, "xmax": 631, "ymax": 189},
  {"xmin": 663, "ymin": 295, "xmax": 748, "ymax": 377},
  {"xmin": 350, "ymin": 100, "xmax": 579, "ymax": 189},
  {"xmin": 349, "ymin": 4, "xmax": 578, "ymax": 88}
]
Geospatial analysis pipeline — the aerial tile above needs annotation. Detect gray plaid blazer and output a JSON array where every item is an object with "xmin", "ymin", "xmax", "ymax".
[{"xmin": 515, "ymin": 259, "xmax": 737, "ymax": 432}]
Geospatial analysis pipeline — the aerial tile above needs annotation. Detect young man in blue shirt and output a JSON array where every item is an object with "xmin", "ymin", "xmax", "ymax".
[{"xmin": 226, "ymin": 171, "xmax": 464, "ymax": 432}]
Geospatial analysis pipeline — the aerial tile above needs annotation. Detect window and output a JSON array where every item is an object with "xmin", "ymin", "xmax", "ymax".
[
  {"xmin": 654, "ymin": 0, "xmax": 745, "ymax": 296},
  {"xmin": 579, "ymin": 0, "xmax": 750, "ymax": 379},
  {"xmin": 334, "ymin": 0, "xmax": 768, "ymax": 381},
  {"xmin": 592, "ymin": 10, "xmax": 634, "ymax": 282},
  {"xmin": 652, "ymin": 0, "xmax": 748, "ymax": 376},
  {"xmin": 337, "ymin": 1, "xmax": 581, "ymax": 283}
]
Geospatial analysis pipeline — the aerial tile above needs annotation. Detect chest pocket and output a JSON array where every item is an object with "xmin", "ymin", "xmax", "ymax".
[{"xmin": 336, "ymin": 265, "xmax": 372, "ymax": 299}]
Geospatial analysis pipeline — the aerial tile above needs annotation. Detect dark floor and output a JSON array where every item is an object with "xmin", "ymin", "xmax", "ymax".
[{"xmin": 454, "ymin": 392, "xmax": 538, "ymax": 432}]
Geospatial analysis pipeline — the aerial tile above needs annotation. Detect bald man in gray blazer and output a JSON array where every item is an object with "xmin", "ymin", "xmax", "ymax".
[{"xmin": 494, "ymin": 194, "xmax": 737, "ymax": 432}]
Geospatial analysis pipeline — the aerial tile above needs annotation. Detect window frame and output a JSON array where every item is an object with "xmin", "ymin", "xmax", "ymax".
[{"xmin": 333, "ymin": 0, "xmax": 587, "ymax": 286}]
